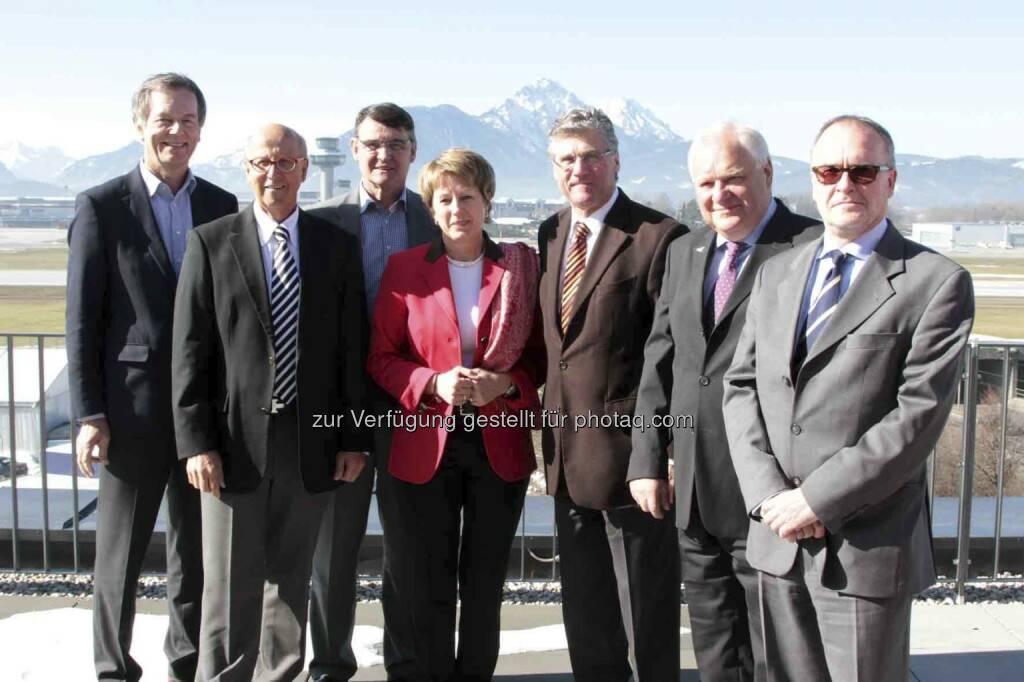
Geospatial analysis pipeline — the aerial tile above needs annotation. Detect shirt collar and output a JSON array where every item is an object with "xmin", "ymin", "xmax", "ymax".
[
  {"xmin": 359, "ymin": 183, "xmax": 408, "ymax": 214},
  {"xmin": 139, "ymin": 162, "xmax": 196, "ymax": 199},
  {"xmin": 821, "ymin": 217, "xmax": 889, "ymax": 261},
  {"xmin": 253, "ymin": 202, "xmax": 300, "ymax": 246},
  {"xmin": 571, "ymin": 187, "xmax": 619, "ymax": 229},
  {"xmin": 713, "ymin": 198, "xmax": 778, "ymax": 251}
]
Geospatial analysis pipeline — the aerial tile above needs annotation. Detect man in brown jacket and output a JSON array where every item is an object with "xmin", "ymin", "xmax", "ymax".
[{"xmin": 538, "ymin": 107, "xmax": 687, "ymax": 682}]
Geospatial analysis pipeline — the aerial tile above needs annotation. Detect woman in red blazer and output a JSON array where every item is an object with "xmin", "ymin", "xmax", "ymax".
[{"xmin": 368, "ymin": 148, "xmax": 542, "ymax": 681}]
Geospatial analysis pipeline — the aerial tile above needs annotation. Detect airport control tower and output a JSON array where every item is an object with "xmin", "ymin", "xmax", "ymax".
[{"xmin": 309, "ymin": 137, "xmax": 345, "ymax": 202}]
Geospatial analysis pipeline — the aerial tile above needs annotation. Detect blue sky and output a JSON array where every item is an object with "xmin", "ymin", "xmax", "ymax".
[{"xmin": 2, "ymin": 1, "xmax": 1022, "ymax": 162}]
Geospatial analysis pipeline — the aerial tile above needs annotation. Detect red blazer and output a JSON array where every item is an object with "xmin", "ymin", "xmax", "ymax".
[{"xmin": 368, "ymin": 237, "xmax": 543, "ymax": 484}]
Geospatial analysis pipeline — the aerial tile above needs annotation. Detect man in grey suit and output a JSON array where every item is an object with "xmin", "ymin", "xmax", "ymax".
[
  {"xmin": 629, "ymin": 122, "xmax": 820, "ymax": 681},
  {"xmin": 306, "ymin": 103, "xmax": 435, "ymax": 682},
  {"xmin": 724, "ymin": 115, "xmax": 974, "ymax": 680}
]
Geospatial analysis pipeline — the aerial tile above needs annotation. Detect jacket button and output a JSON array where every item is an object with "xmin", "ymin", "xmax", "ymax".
[
  {"xmin": 698, "ymin": 375, "xmax": 710, "ymax": 386},
  {"xmin": 792, "ymin": 476, "xmax": 803, "ymax": 486},
  {"xmin": 559, "ymin": 361, "xmax": 568, "ymax": 371},
  {"xmin": 782, "ymin": 376, "xmax": 792, "ymax": 387},
  {"xmin": 791, "ymin": 424, "xmax": 802, "ymax": 435},
  {"xmin": 480, "ymin": 335, "xmax": 489, "ymax": 344}
]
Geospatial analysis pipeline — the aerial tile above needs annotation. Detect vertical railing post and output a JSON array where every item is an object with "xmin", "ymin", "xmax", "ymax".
[
  {"xmin": 37, "ymin": 339, "xmax": 50, "ymax": 571},
  {"xmin": 6, "ymin": 336, "xmax": 20, "ymax": 571},
  {"xmin": 955, "ymin": 343, "xmax": 979, "ymax": 603},
  {"xmin": 992, "ymin": 346, "xmax": 1011, "ymax": 578}
]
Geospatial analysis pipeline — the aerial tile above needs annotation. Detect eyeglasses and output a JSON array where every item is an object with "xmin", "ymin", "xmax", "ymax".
[
  {"xmin": 812, "ymin": 164, "xmax": 893, "ymax": 185},
  {"xmin": 357, "ymin": 138, "xmax": 412, "ymax": 154},
  {"xmin": 247, "ymin": 157, "xmax": 305, "ymax": 173},
  {"xmin": 551, "ymin": 149, "xmax": 614, "ymax": 170}
]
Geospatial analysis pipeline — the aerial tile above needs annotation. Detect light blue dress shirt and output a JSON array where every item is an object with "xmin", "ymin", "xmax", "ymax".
[{"xmin": 139, "ymin": 163, "xmax": 196, "ymax": 277}]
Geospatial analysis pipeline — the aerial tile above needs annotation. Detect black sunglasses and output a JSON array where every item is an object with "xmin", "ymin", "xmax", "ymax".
[{"xmin": 812, "ymin": 164, "xmax": 893, "ymax": 185}]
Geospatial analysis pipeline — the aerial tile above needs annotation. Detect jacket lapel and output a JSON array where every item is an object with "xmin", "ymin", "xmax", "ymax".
[
  {"xmin": 782, "ymin": 237, "xmax": 822, "ymax": 372},
  {"xmin": 477, "ymin": 238, "xmax": 506, "ymax": 324},
  {"xmin": 422, "ymin": 240, "xmax": 460, "ymax": 331},
  {"xmin": 124, "ymin": 167, "xmax": 175, "ymax": 284},
  {"xmin": 804, "ymin": 224, "xmax": 903, "ymax": 365},
  {"xmin": 564, "ymin": 194, "xmax": 632, "ymax": 337},
  {"xmin": 544, "ymin": 210, "xmax": 573, "ymax": 336},
  {"xmin": 687, "ymin": 230, "xmax": 716, "ymax": 341},
  {"xmin": 228, "ymin": 208, "xmax": 273, "ymax": 338},
  {"xmin": 406, "ymin": 191, "xmax": 436, "ymax": 247}
]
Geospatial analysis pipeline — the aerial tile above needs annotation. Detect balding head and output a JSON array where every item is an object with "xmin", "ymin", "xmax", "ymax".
[{"xmin": 244, "ymin": 123, "xmax": 309, "ymax": 222}]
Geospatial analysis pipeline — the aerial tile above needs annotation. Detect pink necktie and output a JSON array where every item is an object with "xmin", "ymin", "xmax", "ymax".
[{"xmin": 713, "ymin": 241, "xmax": 744, "ymax": 324}]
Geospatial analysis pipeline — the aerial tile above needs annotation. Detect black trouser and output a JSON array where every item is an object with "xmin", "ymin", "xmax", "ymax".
[
  {"xmin": 396, "ymin": 426, "xmax": 528, "ymax": 682},
  {"xmin": 309, "ymin": 425, "xmax": 418, "ymax": 681},
  {"xmin": 555, "ymin": 498, "xmax": 680, "ymax": 682},
  {"xmin": 93, "ymin": 451, "xmax": 202, "ymax": 682},
  {"xmin": 679, "ymin": 503, "xmax": 763, "ymax": 682}
]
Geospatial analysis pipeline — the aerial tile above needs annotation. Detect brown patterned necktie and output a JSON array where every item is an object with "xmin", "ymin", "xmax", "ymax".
[{"xmin": 560, "ymin": 221, "xmax": 591, "ymax": 334}]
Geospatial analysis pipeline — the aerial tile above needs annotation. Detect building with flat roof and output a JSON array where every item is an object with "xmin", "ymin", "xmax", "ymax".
[{"xmin": 912, "ymin": 222, "xmax": 1024, "ymax": 250}]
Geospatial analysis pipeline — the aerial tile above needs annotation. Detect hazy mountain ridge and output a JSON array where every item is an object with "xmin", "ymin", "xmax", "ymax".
[{"xmin": 4, "ymin": 80, "xmax": 1024, "ymax": 208}]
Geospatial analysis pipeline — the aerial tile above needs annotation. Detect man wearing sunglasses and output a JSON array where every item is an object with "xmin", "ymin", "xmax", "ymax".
[
  {"xmin": 724, "ymin": 115, "xmax": 975, "ymax": 680},
  {"xmin": 172, "ymin": 123, "xmax": 371, "ymax": 679},
  {"xmin": 305, "ymin": 103, "xmax": 435, "ymax": 682},
  {"xmin": 629, "ymin": 121, "xmax": 820, "ymax": 681}
]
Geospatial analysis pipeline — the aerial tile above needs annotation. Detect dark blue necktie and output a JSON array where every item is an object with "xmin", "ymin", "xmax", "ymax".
[{"xmin": 794, "ymin": 250, "xmax": 847, "ymax": 367}]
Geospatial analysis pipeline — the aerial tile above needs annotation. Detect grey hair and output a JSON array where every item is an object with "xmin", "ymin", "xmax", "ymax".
[
  {"xmin": 687, "ymin": 121, "xmax": 771, "ymax": 175},
  {"xmin": 548, "ymin": 107, "xmax": 619, "ymax": 153},
  {"xmin": 813, "ymin": 115, "xmax": 895, "ymax": 166},
  {"xmin": 132, "ymin": 72, "xmax": 206, "ymax": 127}
]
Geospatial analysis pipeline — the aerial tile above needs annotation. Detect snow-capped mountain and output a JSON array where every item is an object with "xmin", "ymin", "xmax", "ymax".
[
  {"xmin": 55, "ymin": 142, "xmax": 142, "ymax": 190},
  {"xmin": 0, "ymin": 141, "xmax": 73, "ymax": 183},
  {"xmin": 6, "ymin": 80, "xmax": 1024, "ymax": 208}
]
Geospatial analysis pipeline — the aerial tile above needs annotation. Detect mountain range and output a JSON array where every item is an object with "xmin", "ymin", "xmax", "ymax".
[{"xmin": 3, "ymin": 79, "xmax": 1024, "ymax": 208}]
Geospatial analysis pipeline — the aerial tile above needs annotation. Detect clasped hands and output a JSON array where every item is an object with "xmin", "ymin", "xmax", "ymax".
[
  {"xmin": 186, "ymin": 449, "xmax": 365, "ymax": 498},
  {"xmin": 429, "ymin": 366, "xmax": 511, "ymax": 408},
  {"xmin": 760, "ymin": 488, "xmax": 826, "ymax": 542}
]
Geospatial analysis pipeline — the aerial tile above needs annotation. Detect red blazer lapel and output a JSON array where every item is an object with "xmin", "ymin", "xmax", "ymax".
[{"xmin": 422, "ymin": 252, "xmax": 460, "ymax": 331}]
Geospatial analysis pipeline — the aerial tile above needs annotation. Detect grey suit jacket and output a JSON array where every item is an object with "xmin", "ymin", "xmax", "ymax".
[
  {"xmin": 306, "ymin": 188, "xmax": 435, "ymax": 412},
  {"xmin": 629, "ymin": 200, "xmax": 820, "ymax": 538},
  {"xmin": 723, "ymin": 223, "xmax": 974, "ymax": 598}
]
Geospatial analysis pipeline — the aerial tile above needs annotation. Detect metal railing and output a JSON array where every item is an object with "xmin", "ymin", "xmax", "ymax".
[{"xmin": 2, "ymin": 334, "xmax": 1023, "ymax": 600}]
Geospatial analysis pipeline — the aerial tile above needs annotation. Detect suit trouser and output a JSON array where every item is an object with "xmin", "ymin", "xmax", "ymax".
[
  {"xmin": 758, "ymin": 540, "xmax": 912, "ymax": 682},
  {"xmin": 555, "ymin": 498, "xmax": 680, "ymax": 682},
  {"xmin": 309, "ymin": 425, "xmax": 417, "ymax": 680},
  {"xmin": 93, "ymin": 453, "xmax": 202, "ymax": 682},
  {"xmin": 679, "ymin": 504, "xmax": 763, "ymax": 682},
  {"xmin": 196, "ymin": 410, "xmax": 328, "ymax": 682},
  {"xmin": 395, "ymin": 426, "xmax": 528, "ymax": 682}
]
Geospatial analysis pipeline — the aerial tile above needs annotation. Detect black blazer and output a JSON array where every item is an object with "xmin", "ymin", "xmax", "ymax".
[
  {"xmin": 628, "ymin": 200, "xmax": 821, "ymax": 537},
  {"xmin": 171, "ymin": 207, "xmax": 371, "ymax": 493},
  {"xmin": 65, "ymin": 166, "xmax": 237, "ymax": 481},
  {"xmin": 538, "ymin": 189, "xmax": 687, "ymax": 509}
]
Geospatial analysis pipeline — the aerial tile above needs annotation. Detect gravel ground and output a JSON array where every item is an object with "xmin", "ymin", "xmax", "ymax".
[{"xmin": 2, "ymin": 572, "xmax": 1023, "ymax": 605}]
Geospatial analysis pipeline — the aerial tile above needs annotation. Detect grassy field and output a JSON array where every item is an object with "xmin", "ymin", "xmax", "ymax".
[
  {"xmin": 0, "ymin": 286, "xmax": 65, "ymax": 337},
  {"xmin": 950, "ymin": 255, "xmax": 1024, "ymax": 277},
  {"xmin": 0, "ymin": 248, "xmax": 68, "ymax": 270},
  {"xmin": 974, "ymin": 297, "xmax": 1024, "ymax": 339}
]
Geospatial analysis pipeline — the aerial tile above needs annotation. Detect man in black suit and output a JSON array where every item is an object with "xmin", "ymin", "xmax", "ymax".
[
  {"xmin": 538, "ymin": 108, "xmax": 686, "ymax": 681},
  {"xmin": 172, "ymin": 123, "xmax": 370, "ymax": 680},
  {"xmin": 628, "ymin": 122, "xmax": 820, "ymax": 681},
  {"xmin": 66, "ymin": 72, "xmax": 237, "ymax": 682},
  {"xmin": 306, "ymin": 103, "xmax": 434, "ymax": 682}
]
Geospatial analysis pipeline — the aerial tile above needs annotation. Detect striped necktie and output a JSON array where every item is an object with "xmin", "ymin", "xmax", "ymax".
[
  {"xmin": 560, "ymin": 221, "xmax": 591, "ymax": 334},
  {"xmin": 270, "ymin": 224, "xmax": 300, "ymax": 406},
  {"xmin": 795, "ymin": 250, "xmax": 848, "ymax": 366}
]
